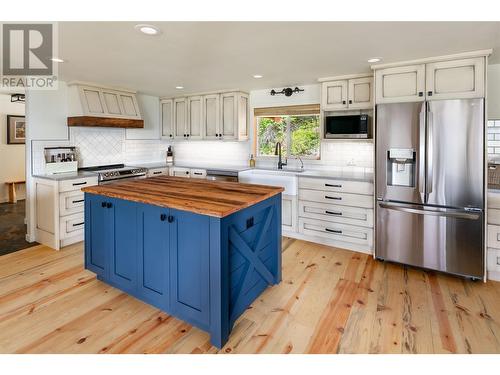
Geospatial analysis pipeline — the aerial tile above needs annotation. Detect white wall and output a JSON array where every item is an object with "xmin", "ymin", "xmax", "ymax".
[
  {"xmin": 0, "ymin": 94, "xmax": 26, "ymax": 202},
  {"xmin": 489, "ymin": 64, "xmax": 500, "ymax": 120}
]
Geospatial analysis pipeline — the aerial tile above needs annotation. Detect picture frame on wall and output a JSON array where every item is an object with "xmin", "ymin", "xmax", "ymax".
[{"xmin": 7, "ymin": 115, "xmax": 26, "ymax": 145}]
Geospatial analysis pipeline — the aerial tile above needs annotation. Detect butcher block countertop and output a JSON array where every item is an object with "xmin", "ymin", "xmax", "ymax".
[{"xmin": 82, "ymin": 176, "xmax": 284, "ymax": 218}]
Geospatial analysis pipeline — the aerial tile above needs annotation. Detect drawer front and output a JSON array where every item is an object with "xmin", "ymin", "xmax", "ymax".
[
  {"xmin": 190, "ymin": 169, "xmax": 207, "ymax": 179},
  {"xmin": 170, "ymin": 167, "xmax": 190, "ymax": 177},
  {"xmin": 148, "ymin": 167, "xmax": 169, "ymax": 177},
  {"xmin": 60, "ymin": 212, "xmax": 85, "ymax": 239},
  {"xmin": 487, "ymin": 248, "xmax": 500, "ymax": 272},
  {"xmin": 487, "ymin": 224, "xmax": 500, "ymax": 249},
  {"xmin": 299, "ymin": 188, "xmax": 373, "ymax": 208},
  {"xmin": 59, "ymin": 176, "xmax": 98, "ymax": 193},
  {"xmin": 299, "ymin": 177, "xmax": 373, "ymax": 195},
  {"xmin": 488, "ymin": 208, "xmax": 500, "ymax": 225},
  {"xmin": 299, "ymin": 200, "xmax": 373, "ymax": 228},
  {"xmin": 59, "ymin": 190, "xmax": 85, "ymax": 216},
  {"xmin": 488, "ymin": 192, "xmax": 500, "ymax": 209},
  {"xmin": 298, "ymin": 217, "xmax": 373, "ymax": 248}
]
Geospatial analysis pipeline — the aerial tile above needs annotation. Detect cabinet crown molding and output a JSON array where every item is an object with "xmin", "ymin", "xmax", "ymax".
[
  {"xmin": 67, "ymin": 81, "xmax": 137, "ymax": 94},
  {"xmin": 370, "ymin": 49, "xmax": 492, "ymax": 70},
  {"xmin": 318, "ymin": 73, "xmax": 372, "ymax": 82},
  {"xmin": 160, "ymin": 88, "xmax": 248, "ymax": 100}
]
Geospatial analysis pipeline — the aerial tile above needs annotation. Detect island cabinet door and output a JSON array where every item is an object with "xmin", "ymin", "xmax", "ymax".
[
  {"xmin": 169, "ymin": 209, "xmax": 210, "ymax": 329},
  {"xmin": 137, "ymin": 204, "xmax": 170, "ymax": 310},
  {"xmin": 85, "ymin": 194, "xmax": 113, "ymax": 278},
  {"xmin": 108, "ymin": 198, "xmax": 138, "ymax": 294}
]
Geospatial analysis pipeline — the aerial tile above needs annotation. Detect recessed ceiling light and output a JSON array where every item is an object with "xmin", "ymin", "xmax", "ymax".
[
  {"xmin": 253, "ymin": 74, "xmax": 263, "ymax": 79},
  {"xmin": 50, "ymin": 57, "xmax": 65, "ymax": 63},
  {"xmin": 368, "ymin": 57, "xmax": 382, "ymax": 63},
  {"xmin": 175, "ymin": 86, "xmax": 184, "ymax": 89},
  {"xmin": 135, "ymin": 24, "xmax": 161, "ymax": 36}
]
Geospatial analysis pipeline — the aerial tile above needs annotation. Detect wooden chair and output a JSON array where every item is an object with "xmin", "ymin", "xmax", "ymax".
[{"xmin": 5, "ymin": 180, "xmax": 25, "ymax": 203}]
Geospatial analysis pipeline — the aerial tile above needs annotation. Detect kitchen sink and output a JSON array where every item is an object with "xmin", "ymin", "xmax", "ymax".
[{"xmin": 238, "ymin": 169, "xmax": 299, "ymax": 195}]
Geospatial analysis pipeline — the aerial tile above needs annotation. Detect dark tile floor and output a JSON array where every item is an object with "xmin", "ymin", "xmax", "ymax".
[{"xmin": 0, "ymin": 200, "xmax": 38, "ymax": 256}]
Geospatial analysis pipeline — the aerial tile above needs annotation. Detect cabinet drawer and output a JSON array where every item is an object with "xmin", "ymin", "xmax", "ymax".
[
  {"xmin": 487, "ymin": 248, "xmax": 500, "ymax": 273},
  {"xmin": 170, "ymin": 167, "xmax": 191, "ymax": 177},
  {"xmin": 60, "ymin": 212, "xmax": 85, "ymax": 239},
  {"xmin": 488, "ymin": 208, "xmax": 500, "ymax": 225},
  {"xmin": 299, "ymin": 200, "xmax": 373, "ymax": 228},
  {"xmin": 59, "ymin": 176, "xmax": 98, "ymax": 193},
  {"xmin": 488, "ymin": 192, "xmax": 500, "ymax": 209},
  {"xmin": 298, "ymin": 217, "xmax": 373, "ymax": 248},
  {"xmin": 299, "ymin": 188, "xmax": 373, "ymax": 208},
  {"xmin": 487, "ymin": 224, "xmax": 500, "ymax": 249},
  {"xmin": 190, "ymin": 169, "xmax": 207, "ymax": 179},
  {"xmin": 59, "ymin": 190, "xmax": 85, "ymax": 216},
  {"xmin": 147, "ymin": 167, "xmax": 169, "ymax": 177},
  {"xmin": 299, "ymin": 177, "xmax": 373, "ymax": 195}
]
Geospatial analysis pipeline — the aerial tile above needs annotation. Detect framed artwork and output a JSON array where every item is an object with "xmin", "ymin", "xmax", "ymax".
[{"xmin": 7, "ymin": 115, "xmax": 25, "ymax": 144}]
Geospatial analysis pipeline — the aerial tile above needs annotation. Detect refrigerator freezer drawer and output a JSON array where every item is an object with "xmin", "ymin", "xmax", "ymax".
[{"xmin": 376, "ymin": 202, "xmax": 484, "ymax": 278}]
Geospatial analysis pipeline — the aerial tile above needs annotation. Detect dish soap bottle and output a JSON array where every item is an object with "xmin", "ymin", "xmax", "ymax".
[
  {"xmin": 166, "ymin": 146, "xmax": 174, "ymax": 166},
  {"xmin": 249, "ymin": 154, "xmax": 256, "ymax": 168}
]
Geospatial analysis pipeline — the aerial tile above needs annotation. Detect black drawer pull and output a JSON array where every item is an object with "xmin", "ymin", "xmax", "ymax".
[
  {"xmin": 325, "ymin": 210, "xmax": 342, "ymax": 216},
  {"xmin": 72, "ymin": 182, "xmax": 87, "ymax": 186},
  {"xmin": 325, "ymin": 228, "xmax": 342, "ymax": 234},
  {"xmin": 325, "ymin": 183, "xmax": 342, "ymax": 188},
  {"xmin": 72, "ymin": 222, "xmax": 84, "ymax": 227},
  {"xmin": 153, "ymin": 171, "xmax": 162, "ymax": 175},
  {"xmin": 193, "ymin": 172, "xmax": 203, "ymax": 175},
  {"xmin": 101, "ymin": 202, "xmax": 107, "ymax": 208},
  {"xmin": 106, "ymin": 202, "xmax": 112, "ymax": 208},
  {"xmin": 325, "ymin": 196, "xmax": 342, "ymax": 200},
  {"xmin": 160, "ymin": 214, "xmax": 167, "ymax": 221},
  {"xmin": 167, "ymin": 215, "xmax": 174, "ymax": 223},
  {"xmin": 72, "ymin": 199, "xmax": 84, "ymax": 204}
]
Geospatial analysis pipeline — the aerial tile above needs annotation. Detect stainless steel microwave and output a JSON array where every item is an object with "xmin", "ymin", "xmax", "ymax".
[{"xmin": 324, "ymin": 114, "xmax": 371, "ymax": 139}]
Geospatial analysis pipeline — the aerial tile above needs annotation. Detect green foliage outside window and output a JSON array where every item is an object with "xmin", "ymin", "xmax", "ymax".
[{"xmin": 257, "ymin": 115, "xmax": 320, "ymax": 158}]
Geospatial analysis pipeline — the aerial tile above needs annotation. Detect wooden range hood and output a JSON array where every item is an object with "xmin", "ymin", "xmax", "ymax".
[{"xmin": 67, "ymin": 116, "xmax": 144, "ymax": 128}]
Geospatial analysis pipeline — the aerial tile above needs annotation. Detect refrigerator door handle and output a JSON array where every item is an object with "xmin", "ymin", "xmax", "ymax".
[
  {"xmin": 426, "ymin": 106, "xmax": 434, "ymax": 196},
  {"xmin": 378, "ymin": 201, "xmax": 481, "ymax": 220},
  {"xmin": 418, "ymin": 104, "xmax": 426, "ymax": 200}
]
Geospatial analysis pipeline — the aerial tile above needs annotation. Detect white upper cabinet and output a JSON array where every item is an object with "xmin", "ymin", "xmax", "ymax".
[
  {"xmin": 220, "ymin": 92, "xmax": 237, "ymax": 139},
  {"xmin": 203, "ymin": 94, "xmax": 220, "ymax": 140},
  {"xmin": 69, "ymin": 82, "xmax": 142, "ymax": 119},
  {"xmin": 160, "ymin": 90, "xmax": 248, "ymax": 142},
  {"xmin": 375, "ymin": 64, "xmax": 426, "ymax": 104},
  {"xmin": 322, "ymin": 80, "xmax": 348, "ymax": 110},
  {"xmin": 373, "ymin": 53, "xmax": 488, "ymax": 104},
  {"xmin": 161, "ymin": 99, "xmax": 174, "ymax": 140},
  {"xmin": 187, "ymin": 96, "xmax": 203, "ymax": 140},
  {"xmin": 348, "ymin": 77, "xmax": 374, "ymax": 109},
  {"xmin": 425, "ymin": 57, "xmax": 485, "ymax": 100},
  {"xmin": 173, "ymin": 98, "xmax": 188, "ymax": 139}
]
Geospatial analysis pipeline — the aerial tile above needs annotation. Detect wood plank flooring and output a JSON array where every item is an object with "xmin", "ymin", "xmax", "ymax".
[{"xmin": 1, "ymin": 238, "xmax": 499, "ymax": 354}]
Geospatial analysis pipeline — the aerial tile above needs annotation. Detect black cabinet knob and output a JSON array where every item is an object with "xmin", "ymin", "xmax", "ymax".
[
  {"xmin": 167, "ymin": 215, "xmax": 174, "ymax": 223},
  {"xmin": 169, "ymin": 134, "xmax": 173, "ymax": 138},
  {"xmin": 187, "ymin": 134, "xmax": 190, "ymax": 137},
  {"xmin": 428, "ymin": 91, "xmax": 433, "ymax": 96},
  {"xmin": 418, "ymin": 92, "xmax": 423, "ymax": 97},
  {"xmin": 101, "ymin": 202, "xmax": 106, "ymax": 208},
  {"xmin": 106, "ymin": 202, "xmax": 112, "ymax": 208},
  {"xmin": 342, "ymin": 100, "xmax": 346, "ymax": 104},
  {"xmin": 348, "ymin": 100, "xmax": 352, "ymax": 104},
  {"xmin": 160, "ymin": 214, "xmax": 167, "ymax": 221},
  {"xmin": 185, "ymin": 171, "xmax": 189, "ymax": 174}
]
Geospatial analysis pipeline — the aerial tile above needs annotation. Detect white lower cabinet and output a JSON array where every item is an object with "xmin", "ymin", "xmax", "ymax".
[
  {"xmin": 282, "ymin": 194, "xmax": 297, "ymax": 233},
  {"xmin": 147, "ymin": 167, "xmax": 169, "ymax": 177},
  {"xmin": 285, "ymin": 175, "xmax": 374, "ymax": 254},
  {"xmin": 487, "ymin": 193, "xmax": 500, "ymax": 281},
  {"xmin": 169, "ymin": 167, "xmax": 207, "ymax": 178},
  {"xmin": 34, "ymin": 175, "xmax": 98, "ymax": 250}
]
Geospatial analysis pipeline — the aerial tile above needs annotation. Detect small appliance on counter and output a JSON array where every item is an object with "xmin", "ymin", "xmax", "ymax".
[
  {"xmin": 44, "ymin": 147, "xmax": 78, "ymax": 174},
  {"xmin": 324, "ymin": 114, "xmax": 371, "ymax": 139},
  {"xmin": 166, "ymin": 146, "xmax": 174, "ymax": 166}
]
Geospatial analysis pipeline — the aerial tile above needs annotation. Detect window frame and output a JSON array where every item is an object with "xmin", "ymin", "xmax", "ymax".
[{"xmin": 255, "ymin": 113, "xmax": 321, "ymax": 161}]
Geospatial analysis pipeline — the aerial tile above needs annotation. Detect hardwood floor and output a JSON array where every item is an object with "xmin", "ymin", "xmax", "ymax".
[{"xmin": 1, "ymin": 238, "xmax": 499, "ymax": 354}]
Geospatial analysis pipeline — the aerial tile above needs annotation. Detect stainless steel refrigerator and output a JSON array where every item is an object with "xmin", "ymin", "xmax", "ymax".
[{"xmin": 375, "ymin": 99, "xmax": 485, "ymax": 279}]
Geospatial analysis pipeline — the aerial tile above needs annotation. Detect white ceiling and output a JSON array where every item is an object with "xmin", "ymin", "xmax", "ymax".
[{"xmin": 58, "ymin": 22, "xmax": 500, "ymax": 97}]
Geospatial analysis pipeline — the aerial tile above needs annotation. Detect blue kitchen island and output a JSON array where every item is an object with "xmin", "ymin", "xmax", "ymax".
[{"xmin": 82, "ymin": 176, "xmax": 283, "ymax": 348}]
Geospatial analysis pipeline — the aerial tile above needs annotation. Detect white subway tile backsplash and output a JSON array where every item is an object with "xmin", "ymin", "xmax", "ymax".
[{"xmin": 488, "ymin": 120, "xmax": 500, "ymax": 160}]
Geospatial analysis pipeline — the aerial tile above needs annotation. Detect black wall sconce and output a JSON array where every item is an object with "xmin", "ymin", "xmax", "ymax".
[
  {"xmin": 10, "ymin": 93, "xmax": 25, "ymax": 103},
  {"xmin": 270, "ymin": 87, "xmax": 304, "ymax": 97}
]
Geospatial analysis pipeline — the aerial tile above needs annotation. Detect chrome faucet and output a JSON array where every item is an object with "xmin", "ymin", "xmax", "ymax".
[{"xmin": 275, "ymin": 142, "xmax": 287, "ymax": 169}]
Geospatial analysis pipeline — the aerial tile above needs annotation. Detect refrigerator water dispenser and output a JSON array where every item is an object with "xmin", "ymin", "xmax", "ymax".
[{"xmin": 387, "ymin": 148, "xmax": 415, "ymax": 187}]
